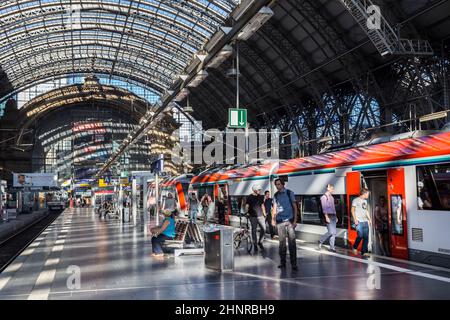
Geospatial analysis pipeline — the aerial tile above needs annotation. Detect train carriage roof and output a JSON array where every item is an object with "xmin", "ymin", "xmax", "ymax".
[{"xmin": 191, "ymin": 131, "xmax": 450, "ymax": 184}]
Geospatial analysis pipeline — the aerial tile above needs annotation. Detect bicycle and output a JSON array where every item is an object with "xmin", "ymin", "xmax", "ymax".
[{"xmin": 233, "ymin": 213, "xmax": 253, "ymax": 253}]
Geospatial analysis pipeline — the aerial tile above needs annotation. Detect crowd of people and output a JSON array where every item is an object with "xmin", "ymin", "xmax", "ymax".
[
  {"xmin": 149, "ymin": 181, "xmax": 388, "ymax": 270},
  {"xmin": 74, "ymin": 196, "xmax": 91, "ymax": 208}
]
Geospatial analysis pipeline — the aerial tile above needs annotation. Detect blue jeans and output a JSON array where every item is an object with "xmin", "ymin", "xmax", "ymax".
[
  {"xmin": 189, "ymin": 209, "xmax": 198, "ymax": 223},
  {"xmin": 319, "ymin": 215, "xmax": 337, "ymax": 249},
  {"xmin": 151, "ymin": 234, "xmax": 172, "ymax": 254},
  {"xmin": 353, "ymin": 221, "xmax": 369, "ymax": 254}
]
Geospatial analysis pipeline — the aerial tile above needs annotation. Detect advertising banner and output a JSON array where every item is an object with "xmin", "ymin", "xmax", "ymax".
[{"xmin": 13, "ymin": 173, "xmax": 58, "ymax": 188}]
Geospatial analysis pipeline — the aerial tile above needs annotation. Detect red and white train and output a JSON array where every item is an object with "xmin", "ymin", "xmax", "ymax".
[{"xmin": 154, "ymin": 130, "xmax": 450, "ymax": 268}]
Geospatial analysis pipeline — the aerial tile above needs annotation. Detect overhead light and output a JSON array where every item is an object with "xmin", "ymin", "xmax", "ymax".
[
  {"xmin": 206, "ymin": 45, "xmax": 234, "ymax": 69},
  {"xmin": 380, "ymin": 50, "xmax": 390, "ymax": 56},
  {"xmin": 187, "ymin": 70, "xmax": 208, "ymax": 88},
  {"xmin": 237, "ymin": 6, "xmax": 274, "ymax": 41},
  {"xmin": 221, "ymin": 26, "xmax": 232, "ymax": 34},
  {"xmin": 205, "ymin": 26, "xmax": 233, "ymax": 52},
  {"xmin": 195, "ymin": 50, "xmax": 208, "ymax": 63},
  {"xmin": 419, "ymin": 111, "xmax": 448, "ymax": 122},
  {"xmin": 184, "ymin": 98, "xmax": 194, "ymax": 114},
  {"xmin": 232, "ymin": 0, "xmax": 256, "ymax": 20},
  {"xmin": 179, "ymin": 74, "xmax": 189, "ymax": 81},
  {"xmin": 226, "ymin": 67, "xmax": 240, "ymax": 78},
  {"xmin": 184, "ymin": 105, "xmax": 194, "ymax": 114}
]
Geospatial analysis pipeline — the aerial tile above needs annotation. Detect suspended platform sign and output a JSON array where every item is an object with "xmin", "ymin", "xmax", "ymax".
[{"xmin": 228, "ymin": 108, "xmax": 247, "ymax": 128}]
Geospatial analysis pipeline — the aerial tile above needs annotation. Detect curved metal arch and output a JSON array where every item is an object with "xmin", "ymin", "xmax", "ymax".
[
  {"xmin": 1, "ymin": 72, "xmax": 162, "ymax": 106},
  {"xmin": 0, "ymin": 19, "xmax": 197, "ymax": 61},
  {"xmin": 23, "ymin": 100, "xmax": 140, "ymax": 149},
  {"xmin": 23, "ymin": 96, "xmax": 146, "ymax": 124},
  {"xmin": 2, "ymin": 40, "xmax": 185, "ymax": 76},
  {"xmin": 1, "ymin": 9, "xmax": 204, "ymax": 53},
  {"xmin": 2, "ymin": 28, "xmax": 190, "ymax": 67},
  {"xmin": 3, "ymin": 42, "xmax": 181, "ymax": 83},
  {"xmin": 16, "ymin": 81, "xmax": 150, "ymax": 143},
  {"xmin": 0, "ymin": 0, "xmax": 238, "ymax": 96},
  {"xmin": 7, "ymin": 56, "xmax": 173, "ymax": 91},
  {"xmin": 0, "ymin": 0, "xmax": 229, "ymax": 33},
  {"xmin": 11, "ymin": 60, "xmax": 168, "ymax": 95},
  {"xmin": 0, "ymin": 3, "xmax": 213, "ymax": 46}
]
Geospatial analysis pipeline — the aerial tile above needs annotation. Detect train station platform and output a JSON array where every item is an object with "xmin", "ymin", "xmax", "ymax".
[{"xmin": 0, "ymin": 208, "xmax": 449, "ymax": 300}]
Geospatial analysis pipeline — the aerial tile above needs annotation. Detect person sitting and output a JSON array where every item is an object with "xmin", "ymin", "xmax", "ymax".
[{"xmin": 150, "ymin": 209, "xmax": 177, "ymax": 257}]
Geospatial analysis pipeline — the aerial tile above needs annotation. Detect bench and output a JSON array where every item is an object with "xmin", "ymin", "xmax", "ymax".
[
  {"xmin": 162, "ymin": 219, "xmax": 204, "ymax": 254},
  {"xmin": 164, "ymin": 219, "xmax": 189, "ymax": 249}
]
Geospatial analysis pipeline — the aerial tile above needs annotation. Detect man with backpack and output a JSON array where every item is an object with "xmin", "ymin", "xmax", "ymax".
[{"xmin": 272, "ymin": 179, "xmax": 298, "ymax": 271}]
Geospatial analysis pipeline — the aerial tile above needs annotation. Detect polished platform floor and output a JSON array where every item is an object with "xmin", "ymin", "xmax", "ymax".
[{"xmin": 0, "ymin": 208, "xmax": 449, "ymax": 300}]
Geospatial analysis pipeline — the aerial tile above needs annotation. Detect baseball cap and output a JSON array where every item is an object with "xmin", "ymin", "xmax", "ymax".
[{"xmin": 252, "ymin": 185, "xmax": 262, "ymax": 191}]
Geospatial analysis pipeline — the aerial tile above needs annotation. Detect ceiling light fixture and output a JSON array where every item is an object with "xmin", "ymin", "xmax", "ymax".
[{"xmin": 237, "ymin": 6, "xmax": 274, "ymax": 41}]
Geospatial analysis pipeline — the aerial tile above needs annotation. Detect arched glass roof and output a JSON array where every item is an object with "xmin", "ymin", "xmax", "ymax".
[{"xmin": 0, "ymin": 0, "xmax": 238, "ymax": 94}]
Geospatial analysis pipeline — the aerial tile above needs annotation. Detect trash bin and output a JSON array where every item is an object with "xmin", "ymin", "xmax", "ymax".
[
  {"xmin": 204, "ymin": 225, "xmax": 234, "ymax": 271},
  {"xmin": 122, "ymin": 207, "xmax": 130, "ymax": 222}
]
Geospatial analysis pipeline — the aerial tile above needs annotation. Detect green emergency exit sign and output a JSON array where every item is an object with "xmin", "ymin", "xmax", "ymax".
[{"xmin": 228, "ymin": 108, "xmax": 247, "ymax": 128}]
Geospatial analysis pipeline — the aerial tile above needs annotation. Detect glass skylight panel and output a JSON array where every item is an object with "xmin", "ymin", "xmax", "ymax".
[{"xmin": 0, "ymin": 0, "xmax": 238, "ymax": 94}]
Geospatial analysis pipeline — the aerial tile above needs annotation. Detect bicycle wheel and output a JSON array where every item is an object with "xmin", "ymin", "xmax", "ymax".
[
  {"xmin": 234, "ymin": 233, "xmax": 242, "ymax": 250},
  {"xmin": 245, "ymin": 234, "xmax": 253, "ymax": 253}
]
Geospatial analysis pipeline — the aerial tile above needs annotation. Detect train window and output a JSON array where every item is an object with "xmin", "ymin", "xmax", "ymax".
[
  {"xmin": 417, "ymin": 164, "xmax": 450, "ymax": 211},
  {"xmin": 181, "ymin": 183, "xmax": 189, "ymax": 198},
  {"xmin": 390, "ymin": 195, "xmax": 404, "ymax": 236},
  {"xmin": 335, "ymin": 195, "xmax": 348, "ymax": 229},
  {"xmin": 229, "ymin": 196, "xmax": 245, "ymax": 216},
  {"xmin": 197, "ymin": 186, "xmax": 214, "ymax": 199},
  {"xmin": 300, "ymin": 196, "xmax": 322, "ymax": 225},
  {"xmin": 299, "ymin": 195, "xmax": 348, "ymax": 228}
]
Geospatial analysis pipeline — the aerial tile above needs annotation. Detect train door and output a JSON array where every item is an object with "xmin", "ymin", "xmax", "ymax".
[
  {"xmin": 386, "ymin": 168, "xmax": 408, "ymax": 259},
  {"xmin": 346, "ymin": 172, "xmax": 361, "ymax": 245},
  {"xmin": 347, "ymin": 169, "xmax": 408, "ymax": 259},
  {"xmin": 364, "ymin": 173, "xmax": 390, "ymax": 257},
  {"xmin": 175, "ymin": 182, "xmax": 188, "ymax": 215}
]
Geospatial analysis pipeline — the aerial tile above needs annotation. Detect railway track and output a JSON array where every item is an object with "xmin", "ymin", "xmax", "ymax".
[{"xmin": 0, "ymin": 209, "xmax": 64, "ymax": 273}]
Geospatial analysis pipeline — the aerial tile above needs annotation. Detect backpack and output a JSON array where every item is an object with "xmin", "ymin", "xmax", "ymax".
[{"xmin": 274, "ymin": 189, "xmax": 295, "ymax": 222}]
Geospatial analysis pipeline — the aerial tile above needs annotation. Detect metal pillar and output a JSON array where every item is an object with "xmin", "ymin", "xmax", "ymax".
[
  {"xmin": 142, "ymin": 176, "xmax": 148, "ymax": 223},
  {"xmin": 132, "ymin": 177, "xmax": 137, "ymax": 224},
  {"xmin": 155, "ymin": 172, "xmax": 159, "ymax": 226}
]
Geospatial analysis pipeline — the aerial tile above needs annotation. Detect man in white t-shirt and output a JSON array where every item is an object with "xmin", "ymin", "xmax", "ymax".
[{"xmin": 351, "ymin": 188, "xmax": 372, "ymax": 256}]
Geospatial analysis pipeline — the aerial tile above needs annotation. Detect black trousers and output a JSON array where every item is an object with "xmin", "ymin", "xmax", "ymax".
[
  {"xmin": 249, "ymin": 216, "xmax": 266, "ymax": 245},
  {"xmin": 266, "ymin": 214, "xmax": 276, "ymax": 238}
]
